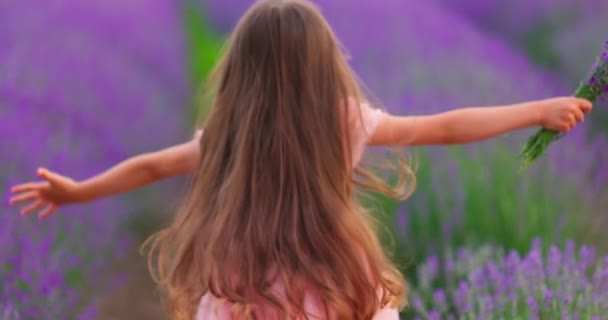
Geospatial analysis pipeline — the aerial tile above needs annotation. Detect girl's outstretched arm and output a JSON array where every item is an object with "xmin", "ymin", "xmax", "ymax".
[
  {"xmin": 368, "ymin": 97, "xmax": 592, "ymax": 146},
  {"xmin": 10, "ymin": 137, "xmax": 200, "ymax": 218},
  {"xmin": 71, "ymin": 138, "xmax": 200, "ymax": 200}
]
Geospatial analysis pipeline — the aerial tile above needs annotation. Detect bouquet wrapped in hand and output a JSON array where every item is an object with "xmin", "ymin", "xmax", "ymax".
[{"xmin": 521, "ymin": 41, "xmax": 608, "ymax": 167}]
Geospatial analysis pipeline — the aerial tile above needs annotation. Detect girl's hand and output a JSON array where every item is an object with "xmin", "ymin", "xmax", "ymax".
[
  {"xmin": 539, "ymin": 97, "xmax": 593, "ymax": 133},
  {"xmin": 9, "ymin": 138, "xmax": 200, "ymax": 219},
  {"xmin": 9, "ymin": 168, "xmax": 80, "ymax": 218}
]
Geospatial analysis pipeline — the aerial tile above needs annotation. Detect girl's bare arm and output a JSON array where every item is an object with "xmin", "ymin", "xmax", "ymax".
[
  {"xmin": 368, "ymin": 97, "xmax": 592, "ymax": 146},
  {"xmin": 74, "ymin": 139, "xmax": 200, "ymax": 201},
  {"xmin": 10, "ymin": 138, "xmax": 200, "ymax": 210}
]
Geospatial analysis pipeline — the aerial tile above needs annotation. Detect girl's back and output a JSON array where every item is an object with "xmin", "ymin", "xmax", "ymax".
[
  {"xmin": 148, "ymin": 0, "xmax": 409, "ymax": 319},
  {"xmin": 195, "ymin": 100, "xmax": 396, "ymax": 319}
]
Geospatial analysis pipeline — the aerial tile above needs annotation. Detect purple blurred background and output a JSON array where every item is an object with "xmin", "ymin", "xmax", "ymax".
[{"xmin": 1, "ymin": 0, "xmax": 607, "ymax": 318}]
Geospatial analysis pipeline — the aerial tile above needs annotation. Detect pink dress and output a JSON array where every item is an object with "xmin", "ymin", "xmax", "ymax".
[{"xmin": 195, "ymin": 103, "xmax": 399, "ymax": 319}]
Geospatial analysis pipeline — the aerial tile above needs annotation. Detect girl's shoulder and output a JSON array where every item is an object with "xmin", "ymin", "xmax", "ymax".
[
  {"xmin": 192, "ymin": 98, "xmax": 386, "ymax": 145},
  {"xmin": 194, "ymin": 129, "xmax": 203, "ymax": 140},
  {"xmin": 347, "ymin": 97, "xmax": 386, "ymax": 144},
  {"xmin": 346, "ymin": 98, "xmax": 387, "ymax": 165}
]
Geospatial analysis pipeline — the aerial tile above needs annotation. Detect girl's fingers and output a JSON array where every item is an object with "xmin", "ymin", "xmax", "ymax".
[
  {"xmin": 573, "ymin": 108, "xmax": 585, "ymax": 123},
  {"xmin": 11, "ymin": 182, "xmax": 45, "ymax": 193},
  {"xmin": 576, "ymin": 98, "xmax": 593, "ymax": 113},
  {"xmin": 9, "ymin": 191, "xmax": 39, "ymax": 204},
  {"xmin": 38, "ymin": 168, "xmax": 70, "ymax": 189},
  {"xmin": 38, "ymin": 168, "xmax": 64, "ymax": 184},
  {"xmin": 20, "ymin": 199, "xmax": 46, "ymax": 216},
  {"xmin": 38, "ymin": 204, "xmax": 58, "ymax": 219}
]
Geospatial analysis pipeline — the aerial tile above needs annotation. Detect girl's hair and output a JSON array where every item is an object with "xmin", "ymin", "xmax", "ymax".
[{"xmin": 143, "ymin": 0, "xmax": 415, "ymax": 319}]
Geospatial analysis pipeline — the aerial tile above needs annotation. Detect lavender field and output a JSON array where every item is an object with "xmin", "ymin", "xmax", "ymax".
[{"xmin": 1, "ymin": 0, "xmax": 607, "ymax": 319}]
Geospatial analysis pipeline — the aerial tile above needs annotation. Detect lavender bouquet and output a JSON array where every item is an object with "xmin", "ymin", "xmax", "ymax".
[
  {"xmin": 521, "ymin": 41, "xmax": 608, "ymax": 167},
  {"xmin": 410, "ymin": 240, "xmax": 608, "ymax": 319}
]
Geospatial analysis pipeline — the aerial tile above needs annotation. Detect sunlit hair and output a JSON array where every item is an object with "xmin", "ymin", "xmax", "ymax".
[{"xmin": 143, "ymin": 0, "xmax": 415, "ymax": 318}]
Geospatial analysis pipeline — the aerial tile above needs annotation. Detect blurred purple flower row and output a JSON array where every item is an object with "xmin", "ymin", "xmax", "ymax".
[
  {"xmin": 0, "ymin": 0, "xmax": 190, "ymax": 318},
  {"xmin": 434, "ymin": 0, "xmax": 577, "ymax": 40},
  {"xmin": 412, "ymin": 240, "xmax": 608, "ymax": 319},
  {"xmin": 433, "ymin": 0, "xmax": 608, "ymax": 54}
]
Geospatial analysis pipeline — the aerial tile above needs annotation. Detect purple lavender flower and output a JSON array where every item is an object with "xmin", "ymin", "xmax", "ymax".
[
  {"xmin": 427, "ymin": 310, "xmax": 441, "ymax": 320},
  {"xmin": 1, "ymin": 0, "xmax": 190, "ymax": 318},
  {"xmin": 527, "ymin": 296, "xmax": 539, "ymax": 319},
  {"xmin": 411, "ymin": 297, "xmax": 426, "ymax": 315},
  {"xmin": 454, "ymin": 281, "xmax": 472, "ymax": 314},
  {"xmin": 432, "ymin": 289, "xmax": 447, "ymax": 313},
  {"xmin": 412, "ymin": 240, "xmax": 608, "ymax": 318}
]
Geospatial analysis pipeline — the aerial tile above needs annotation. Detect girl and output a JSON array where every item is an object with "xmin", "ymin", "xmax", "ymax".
[{"xmin": 10, "ymin": 0, "xmax": 592, "ymax": 319}]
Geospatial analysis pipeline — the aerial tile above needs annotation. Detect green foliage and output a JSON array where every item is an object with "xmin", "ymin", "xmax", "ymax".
[
  {"xmin": 182, "ymin": 3, "xmax": 224, "ymax": 121},
  {"xmin": 65, "ymin": 269, "xmax": 86, "ymax": 289},
  {"xmin": 519, "ymin": 21, "xmax": 565, "ymax": 70},
  {"xmin": 371, "ymin": 145, "xmax": 589, "ymax": 280}
]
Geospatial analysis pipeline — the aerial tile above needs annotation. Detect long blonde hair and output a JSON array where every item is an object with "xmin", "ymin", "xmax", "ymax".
[{"xmin": 143, "ymin": 0, "xmax": 415, "ymax": 318}]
